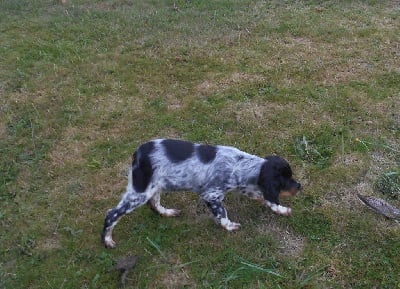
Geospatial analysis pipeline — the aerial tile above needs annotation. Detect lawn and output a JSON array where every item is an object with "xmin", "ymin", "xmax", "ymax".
[{"xmin": 1, "ymin": 0, "xmax": 399, "ymax": 288}]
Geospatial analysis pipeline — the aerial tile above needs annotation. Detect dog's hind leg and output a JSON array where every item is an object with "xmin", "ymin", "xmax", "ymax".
[
  {"xmin": 102, "ymin": 193, "xmax": 149, "ymax": 249},
  {"xmin": 148, "ymin": 192, "xmax": 180, "ymax": 217}
]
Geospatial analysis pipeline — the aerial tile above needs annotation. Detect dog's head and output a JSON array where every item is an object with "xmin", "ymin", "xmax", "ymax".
[{"xmin": 257, "ymin": 156, "xmax": 301, "ymax": 204}]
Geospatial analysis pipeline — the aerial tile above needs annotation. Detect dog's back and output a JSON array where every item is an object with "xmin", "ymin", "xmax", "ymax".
[{"xmin": 134, "ymin": 139, "xmax": 262, "ymax": 194}]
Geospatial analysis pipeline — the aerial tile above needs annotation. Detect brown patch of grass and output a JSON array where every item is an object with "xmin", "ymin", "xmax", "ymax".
[
  {"xmin": 37, "ymin": 236, "xmax": 62, "ymax": 251},
  {"xmin": 94, "ymin": 95, "xmax": 145, "ymax": 115},
  {"xmin": 230, "ymin": 99, "xmax": 337, "ymax": 137},
  {"xmin": 86, "ymin": 162, "xmax": 130, "ymax": 201},
  {"xmin": 254, "ymin": 34, "xmax": 396, "ymax": 86},
  {"xmin": 49, "ymin": 126, "xmax": 88, "ymax": 169},
  {"xmin": 165, "ymin": 94, "xmax": 184, "ymax": 111},
  {"xmin": 147, "ymin": 254, "xmax": 194, "ymax": 289},
  {"xmin": 257, "ymin": 217, "xmax": 305, "ymax": 257},
  {"xmin": 333, "ymin": 154, "xmax": 363, "ymax": 168},
  {"xmin": 339, "ymin": 182, "xmax": 375, "ymax": 211},
  {"xmin": 159, "ymin": 265, "xmax": 193, "ymax": 289},
  {"xmin": 49, "ymin": 121, "xmax": 133, "ymax": 171},
  {"xmin": 326, "ymin": 150, "xmax": 399, "ymax": 212},
  {"xmin": 195, "ymin": 72, "xmax": 265, "ymax": 95},
  {"xmin": 234, "ymin": 101, "xmax": 291, "ymax": 120},
  {"xmin": 15, "ymin": 167, "xmax": 34, "ymax": 197},
  {"xmin": 368, "ymin": 152, "xmax": 399, "ymax": 181},
  {"xmin": 5, "ymin": 91, "xmax": 48, "ymax": 106},
  {"xmin": 0, "ymin": 120, "xmax": 7, "ymax": 138}
]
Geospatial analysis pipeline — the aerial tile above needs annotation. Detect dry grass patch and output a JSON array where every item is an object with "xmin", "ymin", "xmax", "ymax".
[
  {"xmin": 4, "ymin": 91, "xmax": 48, "ymax": 106},
  {"xmin": 329, "ymin": 182, "xmax": 374, "ymax": 212},
  {"xmin": 253, "ymin": 33, "xmax": 396, "ymax": 86},
  {"xmin": 157, "ymin": 256, "xmax": 194, "ymax": 289},
  {"xmin": 233, "ymin": 101, "xmax": 292, "ymax": 124},
  {"xmin": 257, "ymin": 217, "xmax": 305, "ymax": 257},
  {"xmin": 325, "ymin": 150, "xmax": 399, "ymax": 213},
  {"xmin": 91, "ymin": 93, "xmax": 145, "ymax": 116},
  {"xmin": 37, "ymin": 236, "xmax": 62, "ymax": 251},
  {"xmin": 49, "ymin": 122, "xmax": 134, "ymax": 169},
  {"xmin": 86, "ymin": 162, "xmax": 130, "ymax": 201},
  {"xmin": 195, "ymin": 72, "xmax": 265, "ymax": 96},
  {"xmin": 0, "ymin": 120, "xmax": 7, "ymax": 139},
  {"xmin": 49, "ymin": 126, "xmax": 91, "ymax": 169}
]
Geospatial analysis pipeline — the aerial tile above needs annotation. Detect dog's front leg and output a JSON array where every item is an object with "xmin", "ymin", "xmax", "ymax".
[{"xmin": 202, "ymin": 191, "xmax": 241, "ymax": 231}]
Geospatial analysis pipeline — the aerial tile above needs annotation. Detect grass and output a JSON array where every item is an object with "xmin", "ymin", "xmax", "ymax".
[{"xmin": 1, "ymin": 0, "xmax": 400, "ymax": 288}]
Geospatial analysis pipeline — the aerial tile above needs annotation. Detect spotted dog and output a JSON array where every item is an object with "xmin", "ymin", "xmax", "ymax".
[{"xmin": 102, "ymin": 139, "xmax": 301, "ymax": 248}]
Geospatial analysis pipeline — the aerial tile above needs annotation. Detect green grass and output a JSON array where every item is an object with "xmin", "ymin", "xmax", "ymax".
[{"xmin": 1, "ymin": 0, "xmax": 400, "ymax": 288}]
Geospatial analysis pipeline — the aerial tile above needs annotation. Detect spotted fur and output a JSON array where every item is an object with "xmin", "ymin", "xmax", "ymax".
[{"xmin": 102, "ymin": 139, "xmax": 301, "ymax": 248}]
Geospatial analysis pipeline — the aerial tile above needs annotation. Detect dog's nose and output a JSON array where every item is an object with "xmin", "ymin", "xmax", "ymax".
[{"xmin": 297, "ymin": 183, "xmax": 302, "ymax": 190}]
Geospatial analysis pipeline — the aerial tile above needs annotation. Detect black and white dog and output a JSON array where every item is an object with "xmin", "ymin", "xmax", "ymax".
[{"xmin": 102, "ymin": 139, "xmax": 301, "ymax": 248}]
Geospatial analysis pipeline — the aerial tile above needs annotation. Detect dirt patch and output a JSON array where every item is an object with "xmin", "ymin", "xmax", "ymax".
[
  {"xmin": 165, "ymin": 94, "xmax": 184, "ymax": 111},
  {"xmin": 159, "ymin": 267, "xmax": 193, "ymax": 289},
  {"xmin": 326, "ymin": 150, "xmax": 399, "ymax": 211},
  {"xmin": 333, "ymin": 154, "xmax": 363, "ymax": 168},
  {"xmin": 149, "ymin": 255, "xmax": 194, "ymax": 289},
  {"xmin": 257, "ymin": 218, "xmax": 305, "ymax": 257},
  {"xmin": 195, "ymin": 80, "xmax": 216, "ymax": 95}
]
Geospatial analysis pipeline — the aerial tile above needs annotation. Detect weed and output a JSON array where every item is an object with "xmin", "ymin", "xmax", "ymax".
[
  {"xmin": 294, "ymin": 125, "xmax": 338, "ymax": 168},
  {"xmin": 375, "ymin": 170, "xmax": 400, "ymax": 199}
]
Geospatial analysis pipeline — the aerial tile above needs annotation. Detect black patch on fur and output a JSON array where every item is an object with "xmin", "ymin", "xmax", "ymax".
[
  {"xmin": 162, "ymin": 139, "xmax": 194, "ymax": 163},
  {"xmin": 132, "ymin": 141, "xmax": 155, "ymax": 193},
  {"xmin": 236, "ymin": 155, "xmax": 244, "ymax": 161},
  {"xmin": 205, "ymin": 200, "xmax": 227, "ymax": 219},
  {"xmin": 258, "ymin": 156, "xmax": 293, "ymax": 205},
  {"xmin": 197, "ymin": 144, "xmax": 217, "ymax": 164}
]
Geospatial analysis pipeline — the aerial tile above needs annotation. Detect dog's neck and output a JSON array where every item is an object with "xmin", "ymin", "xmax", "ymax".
[{"xmin": 231, "ymin": 154, "xmax": 264, "ymax": 187}]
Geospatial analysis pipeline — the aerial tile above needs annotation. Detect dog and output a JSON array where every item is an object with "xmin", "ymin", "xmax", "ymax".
[{"xmin": 102, "ymin": 139, "xmax": 301, "ymax": 248}]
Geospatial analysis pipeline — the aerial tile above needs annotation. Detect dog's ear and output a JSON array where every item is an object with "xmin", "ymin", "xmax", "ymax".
[
  {"xmin": 264, "ymin": 155, "xmax": 293, "ymax": 177},
  {"xmin": 258, "ymin": 160, "xmax": 280, "ymax": 205}
]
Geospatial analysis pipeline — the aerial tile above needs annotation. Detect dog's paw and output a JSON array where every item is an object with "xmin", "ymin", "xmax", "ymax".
[
  {"xmin": 277, "ymin": 206, "xmax": 292, "ymax": 216},
  {"xmin": 221, "ymin": 218, "xmax": 241, "ymax": 231},
  {"xmin": 104, "ymin": 236, "xmax": 117, "ymax": 249},
  {"xmin": 161, "ymin": 208, "xmax": 181, "ymax": 217},
  {"xmin": 265, "ymin": 201, "xmax": 292, "ymax": 216},
  {"xmin": 273, "ymin": 205, "xmax": 292, "ymax": 216}
]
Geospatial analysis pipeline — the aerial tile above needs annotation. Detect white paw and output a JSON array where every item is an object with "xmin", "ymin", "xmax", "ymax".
[
  {"xmin": 265, "ymin": 201, "xmax": 292, "ymax": 216},
  {"xmin": 221, "ymin": 218, "xmax": 241, "ymax": 231},
  {"xmin": 104, "ymin": 236, "xmax": 116, "ymax": 249},
  {"xmin": 161, "ymin": 208, "xmax": 181, "ymax": 217},
  {"xmin": 278, "ymin": 206, "xmax": 292, "ymax": 216},
  {"xmin": 273, "ymin": 205, "xmax": 292, "ymax": 216}
]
